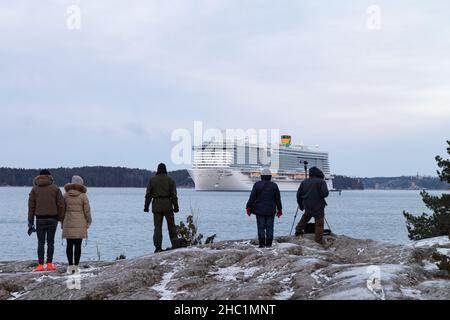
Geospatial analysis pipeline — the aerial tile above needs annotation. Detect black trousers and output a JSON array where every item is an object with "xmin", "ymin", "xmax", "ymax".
[
  {"xmin": 36, "ymin": 218, "xmax": 58, "ymax": 264},
  {"xmin": 66, "ymin": 239, "xmax": 83, "ymax": 266}
]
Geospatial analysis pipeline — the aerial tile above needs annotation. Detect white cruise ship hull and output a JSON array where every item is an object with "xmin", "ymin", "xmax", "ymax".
[{"xmin": 188, "ymin": 169, "xmax": 334, "ymax": 192}]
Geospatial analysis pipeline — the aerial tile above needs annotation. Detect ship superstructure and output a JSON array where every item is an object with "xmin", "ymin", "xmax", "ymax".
[{"xmin": 188, "ymin": 135, "xmax": 333, "ymax": 191}]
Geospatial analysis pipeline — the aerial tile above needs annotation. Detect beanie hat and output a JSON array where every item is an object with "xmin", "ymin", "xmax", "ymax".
[
  {"xmin": 261, "ymin": 168, "xmax": 272, "ymax": 176},
  {"xmin": 71, "ymin": 175, "xmax": 84, "ymax": 186}
]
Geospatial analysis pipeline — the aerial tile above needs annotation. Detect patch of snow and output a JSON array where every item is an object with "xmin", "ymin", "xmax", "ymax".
[
  {"xmin": 357, "ymin": 248, "xmax": 365, "ymax": 255},
  {"xmin": 322, "ymin": 264, "xmax": 406, "ymax": 300},
  {"xmin": 175, "ymin": 247, "xmax": 212, "ymax": 253},
  {"xmin": 243, "ymin": 267, "xmax": 260, "ymax": 278},
  {"xmin": 280, "ymin": 277, "xmax": 291, "ymax": 284},
  {"xmin": 152, "ymin": 271, "xmax": 176, "ymax": 300},
  {"xmin": 422, "ymin": 260, "xmax": 439, "ymax": 272},
  {"xmin": 8, "ymin": 291, "xmax": 30, "ymax": 300},
  {"xmin": 211, "ymin": 265, "xmax": 260, "ymax": 282},
  {"xmin": 334, "ymin": 264, "xmax": 404, "ymax": 282},
  {"xmin": 413, "ymin": 236, "xmax": 450, "ymax": 248},
  {"xmin": 235, "ymin": 240, "xmax": 252, "ymax": 245},
  {"xmin": 311, "ymin": 269, "xmax": 331, "ymax": 284},
  {"xmin": 80, "ymin": 267, "xmax": 99, "ymax": 273},
  {"xmin": 212, "ymin": 266, "xmax": 241, "ymax": 281},
  {"xmin": 274, "ymin": 287, "xmax": 295, "ymax": 300},
  {"xmin": 33, "ymin": 275, "xmax": 62, "ymax": 282},
  {"xmin": 79, "ymin": 272, "xmax": 97, "ymax": 279},
  {"xmin": 256, "ymin": 270, "xmax": 279, "ymax": 283},
  {"xmin": 436, "ymin": 248, "xmax": 450, "ymax": 257},
  {"xmin": 293, "ymin": 258, "xmax": 321, "ymax": 268},
  {"xmin": 400, "ymin": 287, "xmax": 422, "ymax": 299},
  {"xmin": 276, "ymin": 243, "xmax": 299, "ymax": 249},
  {"xmin": 417, "ymin": 280, "xmax": 450, "ymax": 290}
]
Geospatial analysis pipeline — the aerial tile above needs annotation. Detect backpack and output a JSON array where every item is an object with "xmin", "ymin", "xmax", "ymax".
[
  {"xmin": 304, "ymin": 223, "xmax": 332, "ymax": 236},
  {"xmin": 171, "ymin": 237, "xmax": 188, "ymax": 249}
]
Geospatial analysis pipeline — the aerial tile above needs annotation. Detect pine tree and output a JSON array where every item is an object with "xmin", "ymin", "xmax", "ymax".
[{"xmin": 403, "ymin": 141, "xmax": 450, "ymax": 240}]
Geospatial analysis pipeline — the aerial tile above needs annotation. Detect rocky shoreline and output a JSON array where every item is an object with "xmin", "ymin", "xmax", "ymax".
[{"xmin": 1, "ymin": 235, "xmax": 449, "ymax": 300}]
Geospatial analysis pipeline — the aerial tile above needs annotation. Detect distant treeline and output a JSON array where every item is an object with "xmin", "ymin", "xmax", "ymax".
[
  {"xmin": 0, "ymin": 167, "xmax": 194, "ymax": 188},
  {"xmin": 334, "ymin": 175, "xmax": 449, "ymax": 190},
  {"xmin": 361, "ymin": 176, "xmax": 449, "ymax": 190},
  {"xmin": 332, "ymin": 176, "xmax": 365, "ymax": 190},
  {"xmin": 0, "ymin": 167, "xmax": 448, "ymax": 190}
]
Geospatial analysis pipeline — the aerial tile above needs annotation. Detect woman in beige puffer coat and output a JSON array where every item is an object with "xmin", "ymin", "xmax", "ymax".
[{"xmin": 62, "ymin": 175, "xmax": 92, "ymax": 272}]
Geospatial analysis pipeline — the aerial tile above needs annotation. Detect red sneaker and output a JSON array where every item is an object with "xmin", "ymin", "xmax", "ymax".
[
  {"xmin": 34, "ymin": 264, "xmax": 45, "ymax": 272},
  {"xmin": 46, "ymin": 263, "xmax": 56, "ymax": 271}
]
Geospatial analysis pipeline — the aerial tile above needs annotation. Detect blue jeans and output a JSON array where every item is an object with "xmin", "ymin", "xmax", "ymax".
[{"xmin": 256, "ymin": 215, "xmax": 275, "ymax": 240}]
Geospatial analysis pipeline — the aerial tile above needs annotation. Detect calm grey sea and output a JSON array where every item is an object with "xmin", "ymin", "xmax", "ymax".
[{"xmin": 0, "ymin": 187, "xmax": 447, "ymax": 262}]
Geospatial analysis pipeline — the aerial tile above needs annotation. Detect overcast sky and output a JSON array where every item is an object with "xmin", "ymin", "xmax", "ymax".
[{"xmin": 1, "ymin": 0, "xmax": 449, "ymax": 177}]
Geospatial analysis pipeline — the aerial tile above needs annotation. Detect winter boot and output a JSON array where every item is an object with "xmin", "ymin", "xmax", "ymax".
[
  {"xmin": 34, "ymin": 264, "xmax": 45, "ymax": 272},
  {"xmin": 258, "ymin": 238, "xmax": 265, "ymax": 248},
  {"xmin": 73, "ymin": 266, "xmax": 80, "ymax": 275},
  {"xmin": 66, "ymin": 266, "xmax": 75, "ymax": 275},
  {"xmin": 46, "ymin": 262, "xmax": 56, "ymax": 271},
  {"xmin": 154, "ymin": 247, "xmax": 163, "ymax": 253},
  {"xmin": 266, "ymin": 238, "xmax": 273, "ymax": 248}
]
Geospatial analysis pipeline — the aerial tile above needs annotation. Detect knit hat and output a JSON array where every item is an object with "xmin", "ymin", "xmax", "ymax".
[
  {"xmin": 261, "ymin": 168, "xmax": 272, "ymax": 176},
  {"xmin": 71, "ymin": 175, "xmax": 84, "ymax": 186}
]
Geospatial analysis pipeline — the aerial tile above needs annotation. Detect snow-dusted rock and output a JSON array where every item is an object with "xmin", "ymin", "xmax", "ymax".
[
  {"xmin": 1, "ymin": 235, "xmax": 449, "ymax": 300},
  {"xmin": 412, "ymin": 236, "xmax": 450, "ymax": 248}
]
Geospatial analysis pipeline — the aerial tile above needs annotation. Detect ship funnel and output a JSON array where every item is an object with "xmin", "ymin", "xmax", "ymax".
[{"xmin": 281, "ymin": 135, "xmax": 292, "ymax": 147}]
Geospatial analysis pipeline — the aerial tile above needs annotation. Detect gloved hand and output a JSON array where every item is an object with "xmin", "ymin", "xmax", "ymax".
[
  {"xmin": 276, "ymin": 210, "xmax": 283, "ymax": 219},
  {"xmin": 174, "ymin": 207, "xmax": 180, "ymax": 213},
  {"xmin": 27, "ymin": 223, "xmax": 36, "ymax": 236},
  {"xmin": 144, "ymin": 207, "xmax": 149, "ymax": 213},
  {"xmin": 246, "ymin": 208, "xmax": 252, "ymax": 217}
]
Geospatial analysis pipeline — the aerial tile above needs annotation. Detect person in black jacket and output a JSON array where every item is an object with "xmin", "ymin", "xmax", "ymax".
[
  {"xmin": 246, "ymin": 169, "xmax": 283, "ymax": 248},
  {"xmin": 295, "ymin": 167, "xmax": 329, "ymax": 245}
]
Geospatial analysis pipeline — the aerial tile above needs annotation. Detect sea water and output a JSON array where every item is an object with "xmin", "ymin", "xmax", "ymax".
[{"xmin": 0, "ymin": 187, "xmax": 447, "ymax": 261}]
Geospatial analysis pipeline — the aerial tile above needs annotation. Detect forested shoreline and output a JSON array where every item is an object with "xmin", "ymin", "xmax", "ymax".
[
  {"xmin": 0, "ymin": 167, "xmax": 194, "ymax": 188},
  {"xmin": 0, "ymin": 167, "xmax": 448, "ymax": 190}
]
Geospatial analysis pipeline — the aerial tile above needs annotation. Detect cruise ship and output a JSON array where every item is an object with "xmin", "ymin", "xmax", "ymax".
[{"xmin": 188, "ymin": 135, "xmax": 333, "ymax": 191}]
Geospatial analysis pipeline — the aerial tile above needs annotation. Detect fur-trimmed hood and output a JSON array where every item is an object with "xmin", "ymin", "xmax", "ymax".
[
  {"xmin": 64, "ymin": 183, "xmax": 87, "ymax": 195},
  {"xmin": 34, "ymin": 175, "xmax": 54, "ymax": 187}
]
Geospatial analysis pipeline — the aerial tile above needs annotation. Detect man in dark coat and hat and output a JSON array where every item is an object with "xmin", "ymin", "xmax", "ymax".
[
  {"xmin": 295, "ymin": 167, "xmax": 329, "ymax": 245},
  {"xmin": 144, "ymin": 163, "xmax": 179, "ymax": 253}
]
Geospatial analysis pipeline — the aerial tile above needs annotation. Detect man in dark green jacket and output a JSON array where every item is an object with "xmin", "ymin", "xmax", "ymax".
[{"xmin": 144, "ymin": 163, "xmax": 179, "ymax": 253}]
